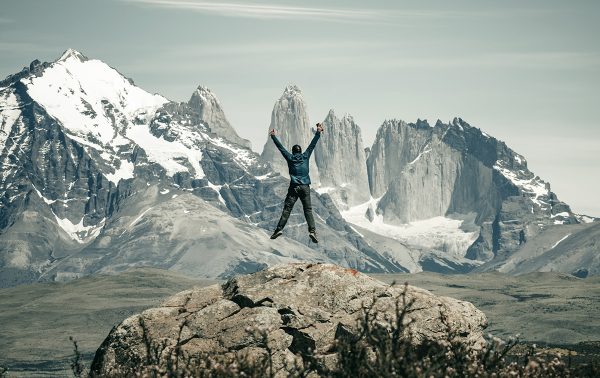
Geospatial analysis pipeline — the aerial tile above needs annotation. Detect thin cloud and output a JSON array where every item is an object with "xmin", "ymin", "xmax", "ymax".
[
  {"xmin": 296, "ymin": 51, "xmax": 600, "ymax": 71},
  {"xmin": 164, "ymin": 40, "xmax": 393, "ymax": 57},
  {"xmin": 396, "ymin": 52, "xmax": 600, "ymax": 70},
  {"xmin": 118, "ymin": 43, "xmax": 600, "ymax": 75},
  {"xmin": 115, "ymin": 40, "xmax": 396, "ymax": 74},
  {"xmin": 0, "ymin": 42, "xmax": 55, "ymax": 52},
  {"xmin": 122, "ymin": 0, "xmax": 382, "ymax": 22},
  {"xmin": 120, "ymin": 1, "xmax": 558, "ymax": 22}
]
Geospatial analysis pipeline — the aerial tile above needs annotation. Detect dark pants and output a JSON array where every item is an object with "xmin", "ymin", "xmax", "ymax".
[{"xmin": 275, "ymin": 184, "xmax": 316, "ymax": 233}]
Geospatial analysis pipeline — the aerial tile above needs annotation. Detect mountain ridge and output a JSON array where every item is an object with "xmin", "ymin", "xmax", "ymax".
[
  {"xmin": 0, "ymin": 49, "xmax": 597, "ymax": 287},
  {"xmin": 0, "ymin": 49, "xmax": 406, "ymax": 287}
]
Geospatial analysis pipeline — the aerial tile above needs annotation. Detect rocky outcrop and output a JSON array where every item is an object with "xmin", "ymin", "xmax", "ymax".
[
  {"xmin": 188, "ymin": 86, "xmax": 251, "ymax": 148},
  {"xmin": 91, "ymin": 263, "xmax": 487, "ymax": 376},
  {"xmin": 314, "ymin": 110, "xmax": 370, "ymax": 209},
  {"xmin": 260, "ymin": 85, "xmax": 320, "ymax": 185}
]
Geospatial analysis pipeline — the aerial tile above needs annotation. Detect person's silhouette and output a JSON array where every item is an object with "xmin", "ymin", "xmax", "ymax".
[{"xmin": 269, "ymin": 123, "xmax": 323, "ymax": 243}]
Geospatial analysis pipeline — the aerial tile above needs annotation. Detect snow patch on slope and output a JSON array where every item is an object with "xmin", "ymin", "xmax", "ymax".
[
  {"xmin": 342, "ymin": 198, "xmax": 480, "ymax": 261},
  {"xmin": 103, "ymin": 159, "xmax": 135, "ymax": 184},
  {"xmin": 206, "ymin": 134, "xmax": 257, "ymax": 169},
  {"xmin": 31, "ymin": 184, "xmax": 56, "ymax": 205},
  {"xmin": 0, "ymin": 90, "xmax": 21, "ymax": 150},
  {"xmin": 408, "ymin": 144, "xmax": 432, "ymax": 165},
  {"xmin": 129, "ymin": 207, "xmax": 153, "ymax": 228},
  {"xmin": 54, "ymin": 213, "xmax": 106, "ymax": 243},
  {"xmin": 577, "ymin": 215, "xmax": 596, "ymax": 224},
  {"xmin": 206, "ymin": 181, "xmax": 227, "ymax": 205},
  {"xmin": 131, "ymin": 110, "xmax": 257, "ymax": 178},
  {"xmin": 497, "ymin": 230, "xmax": 573, "ymax": 274},
  {"xmin": 254, "ymin": 173, "xmax": 274, "ymax": 180},
  {"xmin": 551, "ymin": 233, "xmax": 571, "ymax": 249},
  {"xmin": 494, "ymin": 161, "xmax": 549, "ymax": 208},
  {"xmin": 315, "ymin": 186, "xmax": 335, "ymax": 194},
  {"xmin": 127, "ymin": 123, "xmax": 205, "ymax": 178}
]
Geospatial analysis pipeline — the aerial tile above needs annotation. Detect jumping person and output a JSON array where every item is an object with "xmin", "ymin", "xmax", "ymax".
[{"xmin": 270, "ymin": 123, "xmax": 323, "ymax": 243}]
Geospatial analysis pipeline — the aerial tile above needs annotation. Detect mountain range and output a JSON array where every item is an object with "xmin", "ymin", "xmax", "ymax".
[{"xmin": 0, "ymin": 49, "xmax": 597, "ymax": 287}]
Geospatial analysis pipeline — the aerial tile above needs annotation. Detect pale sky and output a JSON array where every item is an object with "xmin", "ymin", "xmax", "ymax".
[{"xmin": 1, "ymin": 0, "xmax": 598, "ymax": 216}]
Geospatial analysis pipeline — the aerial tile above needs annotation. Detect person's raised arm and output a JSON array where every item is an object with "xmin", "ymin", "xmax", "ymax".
[
  {"xmin": 305, "ymin": 123, "xmax": 323, "ymax": 158},
  {"xmin": 270, "ymin": 129, "xmax": 292, "ymax": 160}
]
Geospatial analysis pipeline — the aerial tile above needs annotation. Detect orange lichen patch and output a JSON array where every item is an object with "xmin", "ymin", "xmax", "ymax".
[{"xmin": 309, "ymin": 264, "xmax": 359, "ymax": 276}]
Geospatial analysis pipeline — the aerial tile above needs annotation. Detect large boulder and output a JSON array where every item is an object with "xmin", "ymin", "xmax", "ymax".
[{"xmin": 91, "ymin": 263, "xmax": 487, "ymax": 376}]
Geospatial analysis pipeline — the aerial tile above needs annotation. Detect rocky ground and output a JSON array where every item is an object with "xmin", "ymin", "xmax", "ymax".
[{"xmin": 0, "ymin": 268, "xmax": 598, "ymax": 376}]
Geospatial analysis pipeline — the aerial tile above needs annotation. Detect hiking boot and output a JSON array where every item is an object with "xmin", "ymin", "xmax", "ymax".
[
  {"xmin": 309, "ymin": 231, "xmax": 319, "ymax": 243},
  {"xmin": 270, "ymin": 229, "xmax": 283, "ymax": 240}
]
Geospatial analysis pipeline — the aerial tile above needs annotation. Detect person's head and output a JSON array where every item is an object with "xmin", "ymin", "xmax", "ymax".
[{"xmin": 292, "ymin": 145, "xmax": 302, "ymax": 154}]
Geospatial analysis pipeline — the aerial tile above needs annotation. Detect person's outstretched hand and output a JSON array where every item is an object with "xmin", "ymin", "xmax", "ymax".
[
  {"xmin": 316, "ymin": 123, "xmax": 324, "ymax": 133},
  {"xmin": 270, "ymin": 129, "xmax": 276, "ymax": 136}
]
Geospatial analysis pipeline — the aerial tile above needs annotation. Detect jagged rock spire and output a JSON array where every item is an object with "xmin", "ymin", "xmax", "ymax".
[
  {"xmin": 314, "ymin": 109, "xmax": 370, "ymax": 208},
  {"xmin": 261, "ymin": 85, "xmax": 319, "ymax": 184},
  {"xmin": 188, "ymin": 85, "xmax": 251, "ymax": 148}
]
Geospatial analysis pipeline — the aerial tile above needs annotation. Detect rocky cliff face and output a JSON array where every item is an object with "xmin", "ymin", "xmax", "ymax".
[
  {"xmin": 188, "ymin": 85, "xmax": 251, "ymax": 149},
  {"xmin": 363, "ymin": 117, "xmax": 580, "ymax": 263},
  {"xmin": 371, "ymin": 119, "xmax": 500, "ymax": 225},
  {"xmin": 260, "ymin": 85, "xmax": 319, "ymax": 185},
  {"xmin": 91, "ymin": 263, "xmax": 487, "ymax": 376},
  {"xmin": 367, "ymin": 119, "xmax": 433, "ymax": 199},
  {"xmin": 314, "ymin": 110, "xmax": 370, "ymax": 209}
]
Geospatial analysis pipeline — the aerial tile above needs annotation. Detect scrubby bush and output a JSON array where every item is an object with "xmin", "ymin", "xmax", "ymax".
[{"xmin": 69, "ymin": 336, "xmax": 87, "ymax": 378}]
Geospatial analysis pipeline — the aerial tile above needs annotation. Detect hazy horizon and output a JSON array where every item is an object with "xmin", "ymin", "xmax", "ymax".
[{"xmin": 1, "ymin": 0, "xmax": 598, "ymax": 216}]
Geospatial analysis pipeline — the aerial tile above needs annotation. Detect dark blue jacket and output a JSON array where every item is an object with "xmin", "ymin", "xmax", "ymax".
[{"xmin": 271, "ymin": 131, "xmax": 321, "ymax": 186}]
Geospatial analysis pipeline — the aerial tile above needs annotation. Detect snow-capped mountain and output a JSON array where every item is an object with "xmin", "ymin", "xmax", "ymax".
[{"xmin": 0, "ymin": 50, "xmax": 402, "ymax": 287}]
